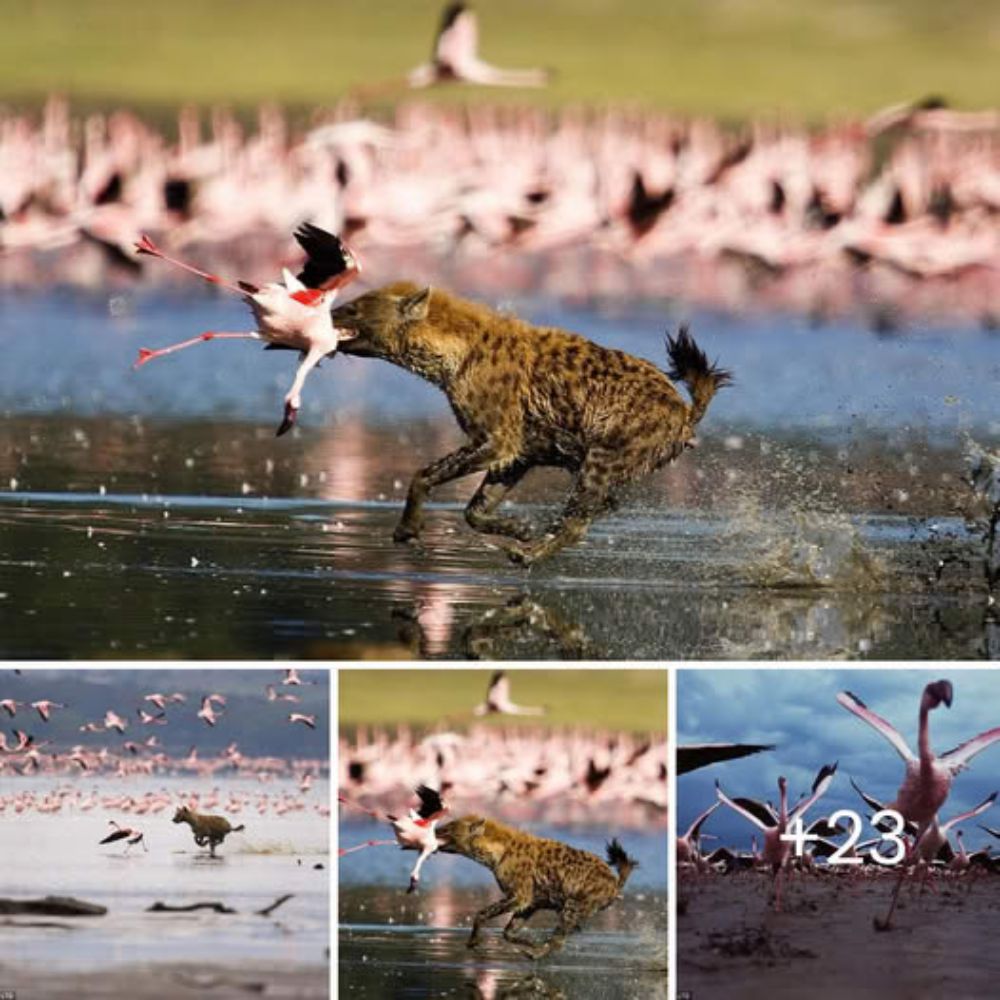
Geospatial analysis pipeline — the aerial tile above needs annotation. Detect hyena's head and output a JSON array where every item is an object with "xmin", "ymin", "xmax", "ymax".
[
  {"xmin": 436, "ymin": 814, "xmax": 506, "ymax": 866},
  {"xmin": 330, "ymin": 282, "xmax": 431, "ymax": 359},
  {"xmin": 172, "ymin": 806, "xmax": 193, "ymax": 824}
]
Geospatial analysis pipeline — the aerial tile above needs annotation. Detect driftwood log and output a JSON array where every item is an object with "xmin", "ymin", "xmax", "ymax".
[
  {"xmin": 0, "ymin": 896, "xmax": 106, "ymax": 916},
  {"xmin": 147, "ymin": 894, "xmax": 294, "ymax": 916},
  {"xmin": 147, "ymin": 901, "xmax": 236, "ymax": 914}
]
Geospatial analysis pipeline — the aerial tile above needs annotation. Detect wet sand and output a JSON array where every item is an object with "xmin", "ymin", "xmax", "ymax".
[
  {"xmin": 679, "ymin": 872, "xmax": 1000, "ymax": 1000},
  {"xmin": 0, "ymin": 961, "xmax": 327, "ymax": 999}
]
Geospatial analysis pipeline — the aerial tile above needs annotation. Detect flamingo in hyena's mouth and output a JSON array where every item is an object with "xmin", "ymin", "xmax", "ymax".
[{"xmin": 133, "ymin": 224, "xmax": 361, "ymax": 436}]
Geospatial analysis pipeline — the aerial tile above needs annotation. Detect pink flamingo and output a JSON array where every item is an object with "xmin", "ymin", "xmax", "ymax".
[
  {"xmin": 406, "ymin": 4, "xmax": 551, "ymax": 90},
  {"xmin": 677, "ymin": 800, "xmax": 721, "ymax": 871},
  {"xmin": 197, "ymin": 697, "xmax": 222, "ymax": 727},
  {"xmin": 288, "ymin": 713, "xmax": 316, "ymax": 729},
  {"xmin": 103, "ymin": 710, "xmax": 128, "ymax": 734},
  {"xmin": 0, "ymin": 700, "xmax": 24, "ymax": 718},
  {"xmin": 473, "ymin": 671, "xmax": 546, "ymax": 717},
  {"xmin": 838, "ymin": 680, "xmax": 1000, "ymax": 836},
  {"xmin": 30, "ymin": 700, "xmax": 66, "ymax": 722},
  {"xmin": 387, "ymin": 785, "xmax": 449, "ymax": 893},
  {"xmin": 716, "ymin": 762, "xmax": 838, "ymax": 911},
  {"xmin": 840, "ymin": 679, "xmax": 1000, "ymax": 928},
  {"xmin": 99, "ymin": 820, "xmax": 147, "ymax": 853},
  {"xmin": 266, "ymin": 684, "xmax": 300, "ymax": 703},
  {"xmin": 133, "ymin": 224, "xmax": 361, "ymax": 435}
]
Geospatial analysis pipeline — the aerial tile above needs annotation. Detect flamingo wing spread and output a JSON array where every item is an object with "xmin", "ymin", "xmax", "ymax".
[
  {"xmin": 716, "ymin": 783, "xmax": 776, "ymax": 831},
  {"xmin": 939, "ymin": 726, "xmax": 1000, "ymax": 774},
  {"xmin": 837, "ymin": 691, "xmax": 915, "ymax": 762}
]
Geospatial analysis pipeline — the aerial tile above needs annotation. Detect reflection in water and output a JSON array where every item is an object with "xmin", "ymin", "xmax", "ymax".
[
  {"xmin": 339, "ymin": 884, "xmax": 667, "ymax": 1000},
  {"xmin": 1, "ymin": 407, "xmax": 997, "ymax": 658}
]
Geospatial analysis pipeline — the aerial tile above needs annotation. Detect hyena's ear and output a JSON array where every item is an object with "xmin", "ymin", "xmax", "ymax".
[{"xmin": 399, "ymin": 287, "xmax": 431, "ymax": 323}]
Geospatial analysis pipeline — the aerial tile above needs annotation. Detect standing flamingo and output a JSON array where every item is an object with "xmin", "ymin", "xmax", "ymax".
[
  {"xmin": 677, "ymin": 801, "xmax": 720, "ymax": 871},
  {"xmin": 472, "ymin": 671, "xmax": 546, "ymax": 717},
  {"xmin": 716, "ymin": 762, "xmax": 838, "ymax": 911},
  {"xmin": 839, "ymin": 679, "xmax": 1000, "ymax": 928}
]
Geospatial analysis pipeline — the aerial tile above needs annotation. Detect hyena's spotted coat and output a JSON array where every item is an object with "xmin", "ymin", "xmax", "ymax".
[
  {"xmin": 436, "ymin": 814, "xmax": 638, "ymax": 959},
  {"xmin": 172, "ymin": 805, "xmax": 245, "ymax": 857},
  {"xmin": 331, "ymin": 283, "xmax": 730, "ymax": 565}
]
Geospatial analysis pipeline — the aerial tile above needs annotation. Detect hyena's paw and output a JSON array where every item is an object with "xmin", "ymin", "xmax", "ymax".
[{"xmin": 392, "ymin": 523, "xmax": 424, "ymax": 547}]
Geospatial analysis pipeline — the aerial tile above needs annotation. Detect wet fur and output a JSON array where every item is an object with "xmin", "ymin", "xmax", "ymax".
[
  {"xmin": 436, "ymin": 814, "xmax": 638, "ymax": 959},
  {"xmin": 332, "ymin": 284, "xmax": 730, "ymax": 564}
]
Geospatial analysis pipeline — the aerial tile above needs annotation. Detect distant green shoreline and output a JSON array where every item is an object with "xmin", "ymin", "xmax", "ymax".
[{"xmin": 2, "ymin": 0, "xmax": 997, "ymax": 123}]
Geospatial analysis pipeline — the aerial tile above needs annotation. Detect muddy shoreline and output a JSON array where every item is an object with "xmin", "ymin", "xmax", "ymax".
[{"xmin": 679, "ymin": 872, "xmax": 1000, "ymax": 1000}]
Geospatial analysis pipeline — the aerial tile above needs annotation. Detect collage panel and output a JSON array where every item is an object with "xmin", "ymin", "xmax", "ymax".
[
  {"xmin": 337, "ymin": 668, "xmax": 668, "ymax": 999},
  {"xmin": 0, "ymin": 667, "xmax": 330, "ymax": 999},
  {"xmin": 676, "ymin": 667, "xmax": 1000, "ymax": 1000}
]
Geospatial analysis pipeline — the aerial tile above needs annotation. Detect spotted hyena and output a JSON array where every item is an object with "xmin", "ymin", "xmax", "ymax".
[
  {"xmin": 435, "ymin": 814, "xmax": 638, "ymax": 959},
  {"xmin": 172, "ymin": 805, "xmax": 245, "ymax": 856},
  {"xmin": 331, "ymin": 283, "xmax": 730, "ymax": 565}
]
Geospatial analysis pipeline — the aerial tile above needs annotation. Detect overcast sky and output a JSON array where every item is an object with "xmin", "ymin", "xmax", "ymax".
[{"xmin": 678, "ymin": 669, "xmax": 1000, "ymax": 853}]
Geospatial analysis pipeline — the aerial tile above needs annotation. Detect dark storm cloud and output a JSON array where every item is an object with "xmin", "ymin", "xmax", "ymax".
[{"xmin": 678, "ymin": 669, "xmax": 1000, "ymax": 853}]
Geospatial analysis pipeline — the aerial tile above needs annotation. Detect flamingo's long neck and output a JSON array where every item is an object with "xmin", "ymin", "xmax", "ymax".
[
  {"xmin": 918, "ymin": 698, "xmax": 934, "ymax": 775},
  {"xmin": 778, "ymin": 779, "xmax": 788, "ymax": 827}
]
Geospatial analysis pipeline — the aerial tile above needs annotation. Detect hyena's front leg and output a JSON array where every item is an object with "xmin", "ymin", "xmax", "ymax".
[
  {"xmin": 394, "ymin": 441, "xmax": 498, "ymax": 544},
  {"xmin": 501, "ymin": 449, "xmax": 616, "ymax": 567},
  {"xmin": 466, "ymin": 894, "xmax": 516, "ymax": 949},
  {"xmin": 464, "ymin": 461, "xmax": 535, "ymax": 541}
]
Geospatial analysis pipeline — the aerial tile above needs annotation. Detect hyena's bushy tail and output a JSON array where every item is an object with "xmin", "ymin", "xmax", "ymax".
[
  {"xmin": 232, "ymin": 824, "xmax": 246, "ymax": 833},
  {"xmin": 665, "ymin": 325, "xmax": 732, "ymax": 425},
  {"xmin": 606, "ymin": 838, "xmax": 639, "ymax": 889}
]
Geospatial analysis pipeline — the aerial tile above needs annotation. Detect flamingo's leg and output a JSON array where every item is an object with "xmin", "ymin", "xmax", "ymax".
[
  {"xmin": 276, "ymin": 344, "xmax": 329, "ymax": 437},
  {"xmin": 135, "ymin": 235, "xmax": 250, "ymax": 295},
  {"xmin": 134, "ymin": 332, "xmax": 261, "ymax": 369}
]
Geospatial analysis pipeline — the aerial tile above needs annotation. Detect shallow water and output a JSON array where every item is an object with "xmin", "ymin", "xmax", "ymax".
[
  {"xmin": 0, "ymin": 776, "xmax": 329, "ymax": 971},
  {"xmin": 2, "ymin": 292, "xmax": 997, "ymax": 659}
]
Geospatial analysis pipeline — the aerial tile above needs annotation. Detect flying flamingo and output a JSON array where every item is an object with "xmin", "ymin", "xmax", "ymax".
[
  {"xmin": 0, "ymin": 700, "xmax": 24, "ymax": 718},
  {"xmin": 133, "ymin": 224, "xmax": 361, "ymax": 436},
  {"xmin": 288, "ymin": 713, "xmax": 317, "ymax": 729},
  {"xmin": 197, "ymin": 697, "xmax": 222, "ymax": 727},
  {"xmin": 266, "ymin": 684, "xmax": 300, "ymax": 703},
  {"xmin": 103, "ymin": 710, "xmax": 128, "ymax": 734},
  {"xmin": 406, "ymin": 3, "xmax": 551, "ymax": 90},
  {"xmin": 282, "ymin": 668, "xmax": 310, "ymax": 686},
  {"xmin": 473, "ymin": 671, "xmax": 546, "ymax": 717},
  {"xmin": 99, "ymin": 820, "xmax": 147, "ymax": 853},
  {"xmin": 716, "ymin": 762, "xmax": 838, "ymax": 911},
  {"xmin": 30, "ymin": 701, "xmax": 65, "ymax": 722},
  {"xmin": 137, "ymin": 708, "xmax": 166, "ymax": 725}
]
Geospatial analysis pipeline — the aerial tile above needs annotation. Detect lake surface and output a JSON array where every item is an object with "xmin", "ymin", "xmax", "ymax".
[
  {"xmin": 2, "ymin": 290, "xmax": 997, "ymax": 659},
  {"xmin": 0, "ymin": 775, "xmax": 329, "ymax": 972}
]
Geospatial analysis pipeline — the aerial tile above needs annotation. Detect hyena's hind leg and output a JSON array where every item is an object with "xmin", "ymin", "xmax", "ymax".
[
  {"xmin": 500, "ymin": 448, "xmax": 618, "ymax": 567},
  {"xmin": 464, "ymin": 461, "xmax": 535, "ymax": 541},
  {"xmin": 518, "ymin": 897, "xmax": 597, "ymax": 961},
  {"xmin": 502, "ymin": 905, "xmax": 541, "ymax": 947}
]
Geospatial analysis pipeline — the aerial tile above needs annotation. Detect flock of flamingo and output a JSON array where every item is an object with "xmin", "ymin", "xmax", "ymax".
[
  {"xmin": 0, "ymin": 669, "xmax": 329, "ymax": 849},
  {"xmin": 1, "ymin": 76, "xmax": 997, "ymax": 326},
  {"xmin": 679, "ymin": 678, "xmax": 1000, "ymax": 930}
]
